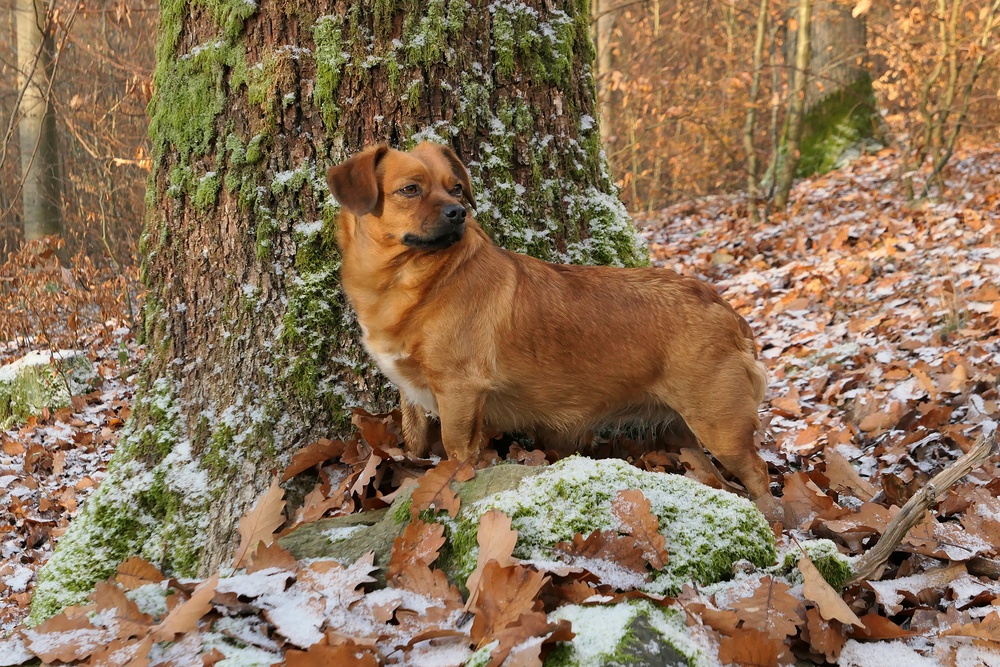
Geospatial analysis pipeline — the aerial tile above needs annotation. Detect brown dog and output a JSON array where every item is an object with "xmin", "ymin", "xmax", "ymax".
[{"xmin": 326, "ymin": 143, "xmax": 773, "ymax": 506}]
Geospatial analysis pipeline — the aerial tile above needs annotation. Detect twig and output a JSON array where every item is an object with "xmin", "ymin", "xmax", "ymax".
[{"xmin": 848, "ymin": 429, "xmax": 998, "ymax": 585}]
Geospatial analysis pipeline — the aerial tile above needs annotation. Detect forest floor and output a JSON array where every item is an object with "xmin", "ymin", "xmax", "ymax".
[{"xmin": 1, "ymin": 144, "xmax": 999, "ymax": 665}]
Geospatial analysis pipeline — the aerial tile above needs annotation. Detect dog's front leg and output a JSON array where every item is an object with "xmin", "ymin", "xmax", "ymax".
[
  {"xmin": 401, "ymin": 398, "xmax": 432, "ymax": 458},
  {"xmin": 437, "ymin": 389, "xmax": 487, "ymax": 462}
]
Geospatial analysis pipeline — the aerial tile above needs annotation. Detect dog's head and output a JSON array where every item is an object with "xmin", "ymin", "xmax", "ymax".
[{"xmin": 326, "ymin": 142, "xmax": 476, "ymax": 252}]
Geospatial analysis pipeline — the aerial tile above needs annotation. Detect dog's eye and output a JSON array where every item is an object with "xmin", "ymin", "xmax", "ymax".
[
  {"xmin": 450, "ymin": 183, "xmax": 463, "ymax": 196},
  {"xmin": 397, "ymin": 184, "xmax": 420, "ymax": 197}
]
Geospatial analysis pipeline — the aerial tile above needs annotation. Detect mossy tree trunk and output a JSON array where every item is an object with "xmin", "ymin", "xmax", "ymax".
[
  {"xmin": 796, "ymin": 0, "xmax": 878, "ymax": 176},
  {"xmin": 30, "ymin": 0, "xmax": 646, "ymax": 622}
]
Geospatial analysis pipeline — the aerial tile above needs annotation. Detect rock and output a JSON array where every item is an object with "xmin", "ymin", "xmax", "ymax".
[
  {"xmin": 442, "ymin": 457, "xmax": 776, "ymax": 596},
  {"xmin": 777, "ymin": 538, "xmax": 853, "ymax": 590},
  {"xmin": 279, "ymin": 463, "xmax": 544, "ymax": 574},
  {"xmin": 0, "ymin": 350, "xmax": 96, "ymax": 428},
  {"xmin": 546, "ymin": 600, "xmax": 706, "ymax": 667}
]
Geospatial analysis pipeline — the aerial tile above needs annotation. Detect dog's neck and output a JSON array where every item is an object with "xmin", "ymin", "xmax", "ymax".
[{"xmin": 337, "ymin": 211, "xmax": 493, "ymax": 334}]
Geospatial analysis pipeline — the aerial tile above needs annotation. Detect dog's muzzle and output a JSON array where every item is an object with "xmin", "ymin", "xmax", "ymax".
[{"xmin": 402, "ymin": 204, "xmax": 467, "ymax": 250}]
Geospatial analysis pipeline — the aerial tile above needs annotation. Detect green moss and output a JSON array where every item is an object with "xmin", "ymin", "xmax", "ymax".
[
  {"xmin": 440, "ymin": 457, "xmax": 776, "ymax": 596},
  {"xmin": 313, "ymin": 15, "xmax": 348, "ymax": 130},
  {"xmin": 546, "ymin": 601, "xmax": 704, "ymax": 667},
  {"xmin": 799, "ymin": 75, "xmax": 877, "ymax": 177},
  {"xmin": 193, "ymin": 171, "xmax": 222, "ymax": 210},
  {"xmin": 0, "ymin": 352, "xmax": 96, "ymax": 428},
  {"xmin": 777, "ymin": 539, "xmax": 853, "ymax": 591}
]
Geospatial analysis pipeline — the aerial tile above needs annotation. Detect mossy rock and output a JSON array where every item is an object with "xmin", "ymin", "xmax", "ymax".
[
  {"xmin": 279, "ymin": 464, "xmax": 543, "ymax": 575},
  {"xmin": 0, "ymin": 350, "xmax": 96, "ymax": 428},
  {"xmin": 441, "ymin": 457, "xmax": 776, "ymax": 596},
  {"xmin": 777, "ymin": 538, "xmax": 853, "ymax": 590},
  {"xmin": 545, "ymin": 600, "xmax": 706, "ymax": 667}
]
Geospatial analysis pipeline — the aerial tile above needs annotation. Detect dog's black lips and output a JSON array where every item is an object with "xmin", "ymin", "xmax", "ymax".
[{"xmin": 401, "ymin": 225, "xmax": 464, "ymax": 251}]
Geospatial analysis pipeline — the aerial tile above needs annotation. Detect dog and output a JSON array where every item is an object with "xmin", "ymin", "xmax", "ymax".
[{"xmin": 326, "ymin": 142, "xmax": 774, "ymax": 510}]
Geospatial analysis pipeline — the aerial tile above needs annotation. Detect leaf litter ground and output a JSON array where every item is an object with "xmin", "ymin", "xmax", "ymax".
[{"xmin": 2, "ymin": 146, "xmax": 1000, "ymax": 665}]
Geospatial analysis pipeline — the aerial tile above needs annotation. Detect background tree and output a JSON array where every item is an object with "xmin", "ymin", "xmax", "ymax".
[
  {"xmin": 795, "ymin": 0, "xmax": 879, "ymax": 177},
  {"xmin": 29, "ymin": 0, "xmax": 647, "ymax": 621},
  {"xmin": 13, "ymin": 0, "xmax": 61, "ymax": 240},
  {"xmin": 773, "ymin": 0, "xmax": 812, "ymax": 209}
]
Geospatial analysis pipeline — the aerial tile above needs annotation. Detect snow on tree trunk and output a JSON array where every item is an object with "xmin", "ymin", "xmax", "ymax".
[{"xmin": 30, "ymin": 0, "xmax": 646, "ymax": 622}]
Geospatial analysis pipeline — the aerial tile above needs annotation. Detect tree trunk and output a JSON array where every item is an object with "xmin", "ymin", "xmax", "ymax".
[
  {"xmin": 773, "ymin": 0, "xmax": 812, "ymax": 210},
  {"xmin": 796, "ymin": 0, "xmax": 877, "ymax": 176},
  {"xmin": 30, "ymin": 0, "xmax": 646, "ymax": 622},
  {"xmin": 593, "ymin": 0, "xmax": 617, "ymax": 146},
  {"xmin": 14, "ymin": 0, "xmax": 61, "ymax": 240}
]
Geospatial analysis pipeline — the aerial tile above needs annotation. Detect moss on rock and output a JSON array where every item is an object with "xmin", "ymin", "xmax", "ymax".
[
  {"xmin": 0, "ymin": 351, "xmax": 96, "ymax": 428},
  {"xmin": 777, "ymin": 538, "xmax": 853, "ymax": 590},
  {"xmin": 441, "ymin": 457, "xmax": 776, "ymax": 596},
  {"xmin": 545, "ymin": 600, "xmax": 709, "ymax": 667}
]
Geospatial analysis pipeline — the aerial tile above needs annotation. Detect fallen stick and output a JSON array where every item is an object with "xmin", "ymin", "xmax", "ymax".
[{"xmin": 848, "ymin": 429, "xmax": 999, "ymax": 585}]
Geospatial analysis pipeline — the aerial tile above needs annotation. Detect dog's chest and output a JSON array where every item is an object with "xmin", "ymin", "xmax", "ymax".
[{"xmin": 362, "ymin": 336, "xmax": 438, "ymax": 414}]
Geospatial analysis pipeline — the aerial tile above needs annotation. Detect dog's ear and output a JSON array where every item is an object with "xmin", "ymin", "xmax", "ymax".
[
  {"xmin": 326, "ymin": 145, "xmax": 390, "ymax": 216},
  {"xmin": 437, "ymin": 144, "xmax": 477, "ymax": 210}
]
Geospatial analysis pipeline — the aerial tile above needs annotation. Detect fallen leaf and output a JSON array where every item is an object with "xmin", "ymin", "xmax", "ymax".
[
  {"xmin": 805, "ymin": 607, "xmax": 846, "ymax": 663},
  {"xmin": 410, "ymin": 458, "xmax": 476, "ymax": 518},
  {"xmin": 611, "ymin": 489, "xmax": 669, "ymax": 570},
  {"xmin": 466, "ymin": 510, "xmax": 519, "ymax": 611},
  {"xmin": 717, "ymin": 626, "xmax": 792, "ymax": 667},
  {"xmin": 232, "ymin": 476, "xmax": 286, "ymax": 568},
  {"xmin": 732, "ymin": 576, "xmax": 803, "ymax": 639},
  {"xmin": 247, "ymin": 541, "xmax": 298, "ymax": 574},
  {"xmin": 388, "ymin": 519, "xmax": 447, "ymax": 581},
  {"xmin": 281, "ymin": 438, "xmax": 347, "ymax": 481},
  {"xmin": 115, "ymin": 557, "xmax": 166, "ymax": 591},
  {"xmin": 553, "ymin": 530, "xmax": 649, "ymax": 575},
  {"xmin": 799, "ymin": 555, "xmax": 864, "ymax": 628},
  {"xmin": 940, "ymin": 609, "xmax": 1000, "ymax": 641},
  {"xmin": 284, "ymin": 643, "xmax": 380, "ymax": 667},
  {"xmin": 470, "ymin": 562, "xmax": 549, "ymax": 646},
  {"xmin": 151, "ymin": 573, "xmax": 218, "ymax": 641}
]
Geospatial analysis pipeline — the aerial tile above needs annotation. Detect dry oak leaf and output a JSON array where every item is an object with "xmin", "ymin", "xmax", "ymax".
[
  {"xmin": 781, "ymin": 472, "xmax": 838, "ymax": 530},
  {"xmin": 410, "ymin": 457, "xmax": 476, "ymax": 518},
  {"xmin": 22, "ymin": 605, "xmax": 111, "ymax": 663},
  {"xmin": 247, "ymin": 540, "xmax": 298, "ymax": 574},
  {"xmin": 866, "ymin": 563, "xmax": 967, "ymax": 615},
  {"xmin": 232, "ymin": 476, "xmax": 286, "ymax": 568},
  {"xmin": 115, "ymin": 556, "xmax": 166, "ymax": 591},
  {"xmin": 553, "ymin": 529, "xmax": 649, "ymax": 575},
  {"xmin": 487, "ymin": 609, "xmax": 557, "ymax": 667},
  {"xmin": 352, "ymin": 407, "xmax": 406, "ymax": 458},
  {"xmin": 281, "ymin": 437, "xmax": 347, "ymax": 481},
  {"xmin": 466, "ymin": 509, "xmax": 519, "ymax": 611},
  {"xmin": 823, "ymin": 446, "xmax": 877, "ymax": 501},
  {"xmin": 611, "ymin": 489, "xmax": 669, "ymax": 570},
  {"xmin": 87, "ymin": 635, "xmax": 153, "ymax": 667},
  {"xmin": 941, "ymin": 610, "xmax": 1000, "ymax": 641},
  {"xmin": 151, "ymin": 573, "xmax": 219, "ymax": 641},
  {"xmin": 904, "ymin": 511, "xmax": 991, "ymax": 561},
  {"xmin": 733, "ymin": 576, "xmax": 803, "ymax": 639},
  {"xmin": 388, "ymin": 519, "xmax": 447, "ymax": 581},
  {"xmin": 799, "ymin": 555, "xmax": 865, "ymax": 628},
  {"xmin": 90, "ymin": 580, "xmax": 155, "ymax": 639},
  {"xmin": 392, "ymin": 563, "xmax": 465, "ymax": 611},
  {"xmin": 470, "ymin": 561, "xmax": 550, "ymax": 646},
  {"xmin": 804, "ymin": 607, "xmax": 846, "ymax": 663},
  {"xmin": 283, "ymin": 642, "xmax": 380, "ymax": 667},
  {"xmin": 717, "ymin": 626, "xmax": 792, "ymax": 667},
  {"xmin": 848, "ymin": 613, "xmax": 915, "ymax": 640},
  {"xmin": 298, "ymin": 552, "xmax": 378, "ymax": 608}
]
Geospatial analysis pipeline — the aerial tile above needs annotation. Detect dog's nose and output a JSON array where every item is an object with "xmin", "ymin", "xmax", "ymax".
[{"xmin": 442, "ymin": 204, "xmax": 466, "ymax": 225}]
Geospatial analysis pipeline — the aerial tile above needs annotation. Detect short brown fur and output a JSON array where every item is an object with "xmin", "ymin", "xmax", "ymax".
[{"xmin": 327, "ymin": 143, "xmax": 773, "ymax": 505}]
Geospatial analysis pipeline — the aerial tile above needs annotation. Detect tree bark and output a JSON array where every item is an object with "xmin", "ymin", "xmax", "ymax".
[
  {"xmin": 30, "ymin": 0, "xmax": 646, "ymax": 622},
  {"xmin": 14, "ymin": 0, "xmax": 61, "ymax": 240},
  {"xmin": 796, "ymin": 0, "xmax": 877, "ymax": 176},
  {"xmin": 773, "ymin": 0, "xmax": 812, "ymax": 210},
  {"xmin": 593, "ymin": 0, "xmax": 617, "ymax": 146}
]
